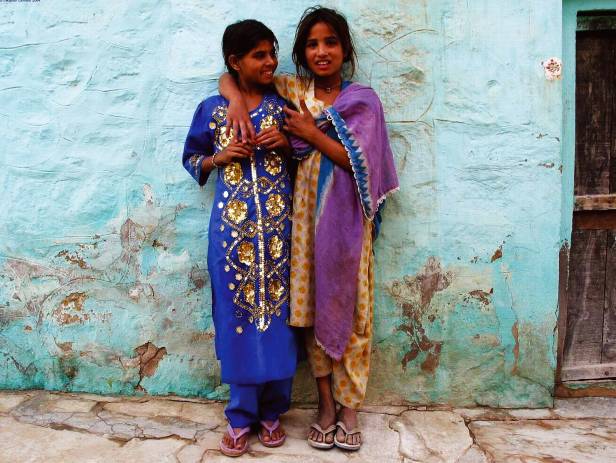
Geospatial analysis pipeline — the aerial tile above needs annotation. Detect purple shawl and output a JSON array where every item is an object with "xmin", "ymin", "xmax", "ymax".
[{"xmin": 292, "ymin": 83, "xmax": 399, "ymax": 360}]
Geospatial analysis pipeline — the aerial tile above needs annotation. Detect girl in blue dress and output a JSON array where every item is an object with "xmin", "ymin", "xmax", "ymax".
[{"xmin": 182, "ymin": 20, "xmax": 297, "ymax": 457}]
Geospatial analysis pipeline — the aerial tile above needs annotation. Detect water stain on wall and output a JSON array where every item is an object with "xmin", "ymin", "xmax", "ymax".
[
  {"xmin": 389, "ymin": 257, "xmax": 452, "ymax": 371},
  {"xmin": 134, "ymin": 341, "xmax": 167, "ymax": 392}
]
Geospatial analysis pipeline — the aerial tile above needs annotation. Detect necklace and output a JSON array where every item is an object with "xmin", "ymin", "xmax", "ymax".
[{"xmin": 314, "ymin": 81, "xmax": 342, "ymax": 93}]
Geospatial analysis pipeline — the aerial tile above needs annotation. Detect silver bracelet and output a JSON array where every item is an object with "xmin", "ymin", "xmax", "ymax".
[{"xmin": 211, "ymin": 152, "xmax": 221, "ymax": 168}]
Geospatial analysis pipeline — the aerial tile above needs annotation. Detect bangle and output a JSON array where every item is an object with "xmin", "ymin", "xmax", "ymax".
[{"xmin": 211, "ymin": 152, "xmax": 221, "ymax": 168}]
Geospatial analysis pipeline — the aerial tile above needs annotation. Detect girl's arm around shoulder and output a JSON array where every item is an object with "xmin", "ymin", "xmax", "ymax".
[{"xmin": 218, "ymin": 73, "xmax": 256, "ymax": 143}]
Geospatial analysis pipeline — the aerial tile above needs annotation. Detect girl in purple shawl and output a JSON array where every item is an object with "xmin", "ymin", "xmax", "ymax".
[{"xmin": 220, "ymin": 7, "xmax": 398, "ymax": 452}]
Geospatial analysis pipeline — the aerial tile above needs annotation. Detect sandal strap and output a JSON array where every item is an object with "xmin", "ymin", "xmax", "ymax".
[
  {"xmin": 226, "ymin": 423, "xmax": 251, "ymax": 446},
  {"xmin": 310, "ymin": 423, "xmax": 337, "ymax": 435},
  {"xmin": 260, "ymin": 419, "xmax": 280, "ymax": 436},
  {"xmin": 336, "ymin": 420, "xmax": 361, "ymax": 436}
]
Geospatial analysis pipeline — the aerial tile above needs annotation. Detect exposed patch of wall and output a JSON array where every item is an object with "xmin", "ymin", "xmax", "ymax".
[{"xmin": 0, "ymin": 0, "xmax": 562, "ymax": 407}]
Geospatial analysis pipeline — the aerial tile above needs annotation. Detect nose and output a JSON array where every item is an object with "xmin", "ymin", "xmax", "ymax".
[{"xmin": 316, "ymin": 43, "xmax": 327, "ymax": 56}]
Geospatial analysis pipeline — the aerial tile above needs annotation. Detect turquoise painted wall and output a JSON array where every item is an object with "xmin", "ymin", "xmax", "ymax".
[{"xmin": 0, "ymin": 0, "xmax": 563, "ymax": 407}]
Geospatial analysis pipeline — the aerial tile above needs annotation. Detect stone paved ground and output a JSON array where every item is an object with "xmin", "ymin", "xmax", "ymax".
[{"xmin": 0, "ymin": 391, "xmax": 615, "ymax": 462}]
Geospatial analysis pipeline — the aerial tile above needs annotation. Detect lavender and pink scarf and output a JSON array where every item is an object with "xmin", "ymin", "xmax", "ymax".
[{"xmin": 292, "ymin": 83, "xmax": 399, "ymax": 360}]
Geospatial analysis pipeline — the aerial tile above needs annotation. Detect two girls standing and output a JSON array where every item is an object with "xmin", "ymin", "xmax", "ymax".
[{"xmin": 184, "ymin": 6, "xmax": 398, "ymax": 457}]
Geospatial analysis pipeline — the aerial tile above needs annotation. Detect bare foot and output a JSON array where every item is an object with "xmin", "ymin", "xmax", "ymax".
[
  {"xmin": 221, "ymin": 427, "xmax": 248, "ymax": 451},
  {"xmin": 308, "ymin": 376, "xmax": 337, "ymax": 445},
  {"xmin": 336, "ymin": 406, "xmax": 361, "ymax": 447},
  {"xmin": 260, "ymin": 421, "xmax": 285, "ymax": 443}
]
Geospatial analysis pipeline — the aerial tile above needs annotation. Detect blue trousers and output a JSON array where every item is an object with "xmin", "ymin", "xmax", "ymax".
[{"xmin": 225, "ymin": 377, "xmax": 293, "ymax": 428}]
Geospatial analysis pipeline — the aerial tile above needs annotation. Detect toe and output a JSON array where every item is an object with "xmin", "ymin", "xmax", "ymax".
[{"xmin": 235, "ymin": 436, "xmax": 245, "ymax": 449}]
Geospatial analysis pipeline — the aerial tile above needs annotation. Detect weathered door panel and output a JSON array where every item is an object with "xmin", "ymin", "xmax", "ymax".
[{"xmin": 563, "ymin": 26, "xmax": 616, "ymax": 381}]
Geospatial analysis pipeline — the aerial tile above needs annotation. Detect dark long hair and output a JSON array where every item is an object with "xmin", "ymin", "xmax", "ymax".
[
  {"xmin": 222, "ymin": 19, "xmax": 279, "ymax": 79},
  {"xmin": 291, "ymin": 6, "xmax": 357, "ymax": 82}
]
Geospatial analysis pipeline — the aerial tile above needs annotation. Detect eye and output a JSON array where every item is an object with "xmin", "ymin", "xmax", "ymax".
[
  {"xmin": 326, "ymin": 37, "xmax": 339, "ymax": 46},
  {"xmin": 306, "ymin": 40, "xmax": 317, "ymax": 48}
]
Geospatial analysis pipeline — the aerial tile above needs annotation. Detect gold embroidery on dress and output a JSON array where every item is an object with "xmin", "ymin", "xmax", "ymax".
[
  {"xmin": 218, "ymin": 126, "xmax": 235, "ymax": 148},
  {"xmin": 260, "ymin": 114, "xmax": 277, "ymax": 130},
  {"xmin": 189, "ymin": 154, "xmax": 202, "ymax": 171},
  {"xmin": 264, "ymin": 153, "xmax": 283, "ymax": 176},
  {"xmin": 243, "ymin": 283, "xmax": 255, "ymax": 306},
  {"xmin": 268, "ymin": 279, "xmax": 284, "ymax": 301},
  {"xmin": 226, "ymin": 199, "xmax": 247, "ymax": 224},
  {"xmin": 269, "ymin": 235, "xmax": 283, "ymax": 260},
  {"xmin": 237, "ymin": 241, "xmax": 255, "ymax": 266},
  {"xmin": 211, "ymin": 105, "xmax": 235, "ymax": 150},
  {"xmin": 223, "ymin": 162, "xmax": 243, "ymax": 186},
  {"xmin": 215, "ymin": 98, "xmax": 290, "ymax": 332},
  {"xmin": 265, "ymin": 194, "xmax": 285, "ymax": 217}
]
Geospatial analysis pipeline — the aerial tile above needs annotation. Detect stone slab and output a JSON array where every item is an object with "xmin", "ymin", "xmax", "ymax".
[
  {"xmin": 552, "ymin": 397, "xmax": 616, "ymax": 419},
  {"xmin": 453, "ymin": 407, "xmax": 515, "ymax": 422},
  {"xmin": 0, "ymin": 415, "xmax": 185, "ymax": 463},
  {"xmin": 45, "ymin": 398, "xmax": 98, "ymax": 413},
  {"xmin": 49, "ymin": 392, "xmax": 128, "ymax": 403},
  {"xmin": 470, "ymin": 419, "xmax": 616, "ymax": 463},
  {"xmin": 103, "ymin": 399, "xmax": 226, "ymax": 427},
  {"xmin": 457, "ymin": 445, "xmax": 489, "ymax": 463},
  {"xmin": 390, "ymin": 411, "xmax": 473, "ymax": 463},
  {"xmin": 0, "ymin": 392, "xmax": 31, "ymax": 413},
  {"xmin": 176, "ymin": 444, "xmax": 207, "ymax": 463},
  {"xmin": 359, "ymin": 405, "xmax": 409, "ymax": 415}
]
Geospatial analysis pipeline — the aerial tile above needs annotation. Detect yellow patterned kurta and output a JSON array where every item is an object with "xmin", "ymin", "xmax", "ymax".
[{"xmin": 274, "ymin": 75, "xmax": 374, "ymax": 409}]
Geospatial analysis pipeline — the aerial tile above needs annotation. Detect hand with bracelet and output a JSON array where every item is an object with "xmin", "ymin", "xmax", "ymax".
[{"xmin": 202, "ymin": 137, "xmax": 254, "ymax": 173}]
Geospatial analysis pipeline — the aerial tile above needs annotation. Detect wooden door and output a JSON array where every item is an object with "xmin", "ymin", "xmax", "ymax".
[{"xmin": 562, "ymin": 21, "xmax": 616, "ymax": 381}]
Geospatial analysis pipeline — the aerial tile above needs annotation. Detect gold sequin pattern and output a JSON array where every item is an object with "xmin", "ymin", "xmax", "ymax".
[
  {"xmin": 217, "ymin": 126, "xmax": 235, "ymax": 149},
  {"xmin": 268, "ymin": 279, "xmax": 284, "ymax": 301},
  {"xmin": 243, "ymin": 283, "xmax": 255, "ymax": 306},
  {"xmin": 211, "ymin": 105, "xmax": 233, "ymax": 151},
  {"xmin": 250, "ymin": 147, "xmax": 268, "ymax": 331},
  {"xmin": 237, "ymin": 241, "xmax": 255, "ymax": 266},
  {"xmin": 223, "ymin": 162, "xmax": 243, "ymax": 186},
  {"xmin": 260, "ymin": 114, "xmax": 277, "ymax": 130},
  {"xmin": 265, "ymin": 194, "xmax": 285, "ymax": 217},
  {"xmin": 264, "ymin": 153, "xmax": 283, "ymax": 176},
  {"xmin": 189, "ymin": 154, "xmax": 203, "ymax": 171},
  {"xmin": 226, "ymin": 199, "xmax": 247, "ymax": 224},
  {"xmin": 213, "ymin": 97, "xmax": 290, "ymax": 332},
  {"xmin": 269, "ymin": 235, "xmax": 283, "ymax": 260}
]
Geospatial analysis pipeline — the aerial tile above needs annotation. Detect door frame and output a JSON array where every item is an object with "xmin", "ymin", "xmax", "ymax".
[{"xmin": 557, "ymin": 0, "xmax": 616, "ymax": 390}]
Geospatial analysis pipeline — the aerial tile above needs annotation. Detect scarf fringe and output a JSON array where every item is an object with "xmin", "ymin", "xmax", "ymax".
[{"xmin": 314, "ymin": 332, "xmax": 345, "ymax": 362}]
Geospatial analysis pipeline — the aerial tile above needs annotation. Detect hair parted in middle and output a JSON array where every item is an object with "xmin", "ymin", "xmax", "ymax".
[
  {"xmin": 222, "ymin": 19, "xmax": 279, "ymax": 79},
  {"xmin": 291, "ymin": 6, "xmax": 357, "ymax": 82}
]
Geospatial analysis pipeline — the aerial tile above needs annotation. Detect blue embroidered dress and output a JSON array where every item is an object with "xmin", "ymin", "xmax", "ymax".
[{"xmin": 182, "ymin": 93, "xmax": 297, "ymax": 385}]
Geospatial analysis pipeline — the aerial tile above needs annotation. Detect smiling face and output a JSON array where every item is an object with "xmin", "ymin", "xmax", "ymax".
[
  {"xmin": 304, "ymin": 22, "xmax": 344, "ymax": 80},
  {"xmin": 230, "ymin": 39, "xmax": 278, "ymax": 87}
]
